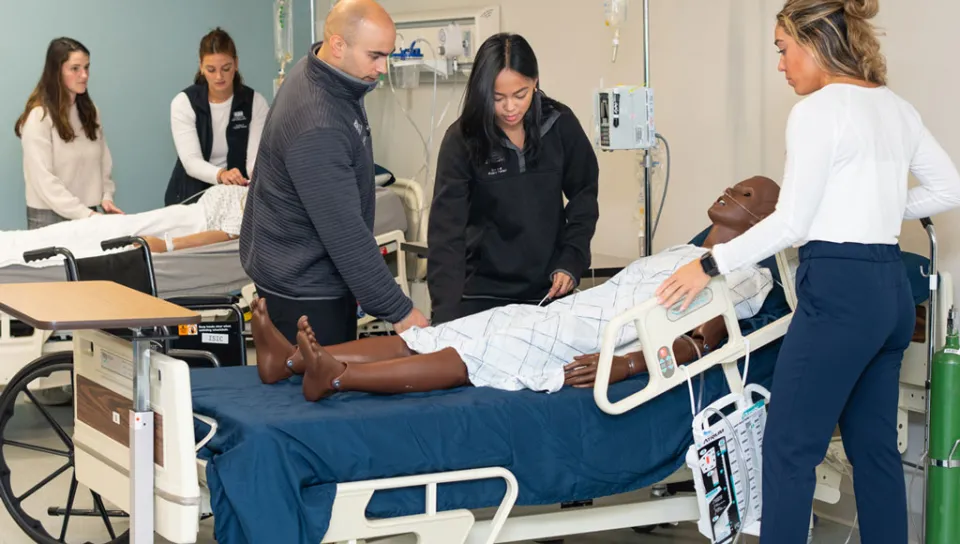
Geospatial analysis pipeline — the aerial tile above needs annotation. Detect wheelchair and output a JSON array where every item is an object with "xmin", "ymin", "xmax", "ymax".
[{"xmin": 0, "ymin": 236, "xmax": 245, "ymax": 544}]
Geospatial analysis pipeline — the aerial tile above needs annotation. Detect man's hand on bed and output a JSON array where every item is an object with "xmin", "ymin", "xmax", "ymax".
[
  {"xmin": 393, "ymin": 308, "xmax": 429, "ymax": 334},
  {"xmin": 563, "ymin": 353, "xmax": 641, "ymax": 388},
  {"xmin": 101, "ymin": 200, "xmax": 124, "ymax": 214}
]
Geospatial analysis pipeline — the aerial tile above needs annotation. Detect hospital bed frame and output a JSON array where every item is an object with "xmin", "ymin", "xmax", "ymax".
[{"xmin": 1, "ymin": 227, "xmax": 949, "ymax": 543}]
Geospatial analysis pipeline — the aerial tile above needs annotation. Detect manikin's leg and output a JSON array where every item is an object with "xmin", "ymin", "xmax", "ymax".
[
  {"xmin": 298, "ymin": 317, "xmax": 469, "ymax": 402},
  {"xmin": 252, "ymin": 298, "xmax": 419, "ymax": 384}
]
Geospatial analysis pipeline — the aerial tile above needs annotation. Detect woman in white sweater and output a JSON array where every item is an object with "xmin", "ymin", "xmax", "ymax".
[
  {"xmin": 15, "ymin": 37, "xmax": 122, "ymax": 230},
  {"xmin": 164, "ymin": 28, "xmax": 269, "ymax": 206},
  {"xmin": 656, "ymin": 1, "xmax": 960, "ymax": 542}
]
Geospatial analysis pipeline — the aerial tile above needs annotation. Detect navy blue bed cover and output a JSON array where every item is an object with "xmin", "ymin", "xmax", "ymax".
[{"xmin": 191, "ymin": 246, "xmax": 929, "ymax": 544}]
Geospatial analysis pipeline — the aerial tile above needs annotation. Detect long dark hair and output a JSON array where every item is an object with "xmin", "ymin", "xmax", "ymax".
[
  {"xmin": 194, "ymin": 27, "xmax": 245, "ymax": 88},
  {"xmin": 15, "ymin": 37, "xmax": 99, "ymax": 142},
  {"xmin": 459, "ymin": 33, "xmax": 561, "ymax": 165}
]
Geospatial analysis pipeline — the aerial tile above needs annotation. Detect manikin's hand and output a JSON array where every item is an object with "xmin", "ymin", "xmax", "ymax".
[
  {"xmin": 393, "ymin": 308, "xmax": 429, "ymax": 334},
  {"xmin": 547, "ymin": 271, "xmax": 575, "ymax": 300},
  {"xmin": 563, "ymin": 353, "xmax": 637, "ymax": 388},
  {"xmin": 656, "ymin": 259, "xmax": 711, "ymax": 311},
  {"xmin": 218, "ymin": 168, "xmax": 249, "ymax": 186},
  {"xmin": 139, "ymin": 236, "xmax": 166, "ymax": 253},
  {"xmin": 101, "ymin": 200, "xmax": 124, "ymax": 214}
]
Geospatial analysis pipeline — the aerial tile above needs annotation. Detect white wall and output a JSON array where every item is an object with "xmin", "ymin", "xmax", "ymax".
[
  {"xmin": 367, "ymin": 0, "xmax": 959, "ymax": 293},
  {"xmin": 367, "ymin": 0, "xmax": 771, "ymax": 260}
]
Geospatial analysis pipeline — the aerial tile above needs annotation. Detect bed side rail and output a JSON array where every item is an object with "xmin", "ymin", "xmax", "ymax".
[
  {"xmin": 323, "ymin": 467, "xmax": 517, "ymax": 544},
  {"xmin": 594, "ymin": 275, "xmax": 744, "ymax": 415}
]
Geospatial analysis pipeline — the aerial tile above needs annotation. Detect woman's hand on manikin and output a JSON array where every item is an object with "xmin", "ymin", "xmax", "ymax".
[
  {"xmin": 655, "ymin": 259, "xmax": 711, "ymax": 311},
  {"xmin": 218, "ymin": 168, "xmax": 249, "ymax": 186}
]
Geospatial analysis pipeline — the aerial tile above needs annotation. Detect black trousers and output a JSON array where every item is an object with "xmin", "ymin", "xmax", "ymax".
[
  {"xmin": 760, "ymin": 242, "xmax": 913, "ymax": 544},
  {"xmin": 258, "ymin": 289, "xmax": 358, "ymax": 346}
]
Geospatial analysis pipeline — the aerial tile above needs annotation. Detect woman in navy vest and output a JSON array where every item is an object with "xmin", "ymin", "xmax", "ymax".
[{"xmin": 165, "ymin": 27, "xmax": 269, "ymax": 206}]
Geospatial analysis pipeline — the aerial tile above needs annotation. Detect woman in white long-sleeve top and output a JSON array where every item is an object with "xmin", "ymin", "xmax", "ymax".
[
  {"xmin": 656, "ymin": 1, "xmax": 960, "ymax": 543},
  {"xmin": 165, "ymin": 27, "xmax": 269, "ymax": 206},
  {"xmin": 15, "ymin": 37, "xmax": 122, "ymax": 230}
]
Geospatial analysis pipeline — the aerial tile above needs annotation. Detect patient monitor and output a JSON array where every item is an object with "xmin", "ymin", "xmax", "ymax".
[{"xmin": 595, "ymin": 85, "xmax": 656, "ymax": 151}]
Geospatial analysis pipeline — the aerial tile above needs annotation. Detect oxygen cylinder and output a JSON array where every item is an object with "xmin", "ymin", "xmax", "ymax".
[{"xmin": 926, "ymin": 306, "xmax": 960, "ymax": 543}]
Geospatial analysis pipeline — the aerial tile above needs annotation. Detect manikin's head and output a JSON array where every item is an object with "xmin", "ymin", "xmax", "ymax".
[
  {"xmin": 774, "ymin": 0, "xmax": 886, "ymax": 95},
  {"xmin": 319, "ymin": 0, "xmax": 396, "ymax": 83},
  {"xmin": 707, "ymin": 176, "xmax": 780, "ymax": 238}
]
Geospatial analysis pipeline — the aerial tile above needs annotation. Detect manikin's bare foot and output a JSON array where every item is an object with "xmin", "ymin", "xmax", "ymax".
[
  {"xmin": 252, "ymin": 298, "xmax": 299, "ymax": 384},
  {"xmin": 299, "ymin": 317, "xmax": 348, "ymax": 402}
]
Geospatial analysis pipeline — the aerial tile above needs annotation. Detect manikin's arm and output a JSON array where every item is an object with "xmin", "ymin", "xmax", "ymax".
[
  {"xmin": 563, "ymin": 316, "xmax": 727, "ymax": 387},
  {"xmin": 141, "ymin": 231, "xmax": 236, "ymax": 253}
]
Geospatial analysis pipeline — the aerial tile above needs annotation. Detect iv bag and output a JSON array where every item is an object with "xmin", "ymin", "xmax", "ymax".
[
  {"xmin": 274, "ymin": 0, "xmax": 294, "ymax": 69},
  {"xmin": 604, "ymin": 0, "xmax": 628, "ymax": 29}
]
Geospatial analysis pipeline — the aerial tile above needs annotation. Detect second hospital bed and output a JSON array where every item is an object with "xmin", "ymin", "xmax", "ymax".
[
  {"xmin": 0, "ymin": 180, "xmax": 424, "ymax": 395},
  {"xmin": 1, "ymin": 227, "xmax": 940, "ymax": 544},
  {"xmin": 0, "ymin": 185, "xmax": 413, "ymax": 299}
]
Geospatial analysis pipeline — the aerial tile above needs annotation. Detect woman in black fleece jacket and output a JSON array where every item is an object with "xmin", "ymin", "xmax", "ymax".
[{"xmin": 428, "ymin": 33, "xmax": 600, "ymax": 324}]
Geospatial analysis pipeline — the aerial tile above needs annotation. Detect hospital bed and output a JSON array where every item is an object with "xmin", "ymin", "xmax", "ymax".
[
  {"xmin": 0, "ymin": 224, "xmax": 944, "ymax": 544},
  {"xmin": 0, "ymin": 179, "xmax": 424, "ymax": 396}
]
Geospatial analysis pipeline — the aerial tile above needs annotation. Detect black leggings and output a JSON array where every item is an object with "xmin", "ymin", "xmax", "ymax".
[{"xmin": 258, "ymin": 290, "xmax": 358, "ymax": 346}]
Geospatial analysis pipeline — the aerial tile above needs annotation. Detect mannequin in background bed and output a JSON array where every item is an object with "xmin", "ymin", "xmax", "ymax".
[
  {"xmin": 0, "ymin": 185, "xmax": 247, "ymax": 268},
  {"xmin": 250, "ymin": 176, "xmax": 781, "ymax": 401},
  {"xmin": 165, "ymin": 28, "xmax": 269, "ymax": 205}
]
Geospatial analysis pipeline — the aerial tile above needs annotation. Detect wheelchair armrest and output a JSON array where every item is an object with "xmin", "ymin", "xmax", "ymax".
[
  {"xmin": 165, "ymin": 295, "xmax": 240, "ymax": 308},
  {"xmin": 167, "ymin": 348, "xmax": 221, "ymax": 368}
]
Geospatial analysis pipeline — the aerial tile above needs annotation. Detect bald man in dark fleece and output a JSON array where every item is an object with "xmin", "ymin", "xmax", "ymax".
[{"xmin": 240, "ymin": 0, "xmax": 428, "ymax": 345}]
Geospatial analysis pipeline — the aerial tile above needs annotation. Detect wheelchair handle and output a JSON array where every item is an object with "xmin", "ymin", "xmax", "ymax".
[
  {"xmin": 101, "ymin": 236, "xmax": 140, "ymax": 251},
  {"xmin": 22, "ymin": 247, "xmax": 59, "ymax": 263}
]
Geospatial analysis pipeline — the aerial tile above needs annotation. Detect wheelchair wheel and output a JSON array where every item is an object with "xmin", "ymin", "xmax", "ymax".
[{"xmin": 0, "ymin": 353, "xmax": 129, "ymax": 543}]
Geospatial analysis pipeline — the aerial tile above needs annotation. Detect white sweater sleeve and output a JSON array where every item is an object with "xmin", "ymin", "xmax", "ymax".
[
  {"xmin": 21, "ymin": 108, "xmax": 94, "ymax": 220},
  {"xmin": 903, "ymin": 124, "xmax": 960, "ymax": 220},
  {"xmin": 247, "ymin": 92, "xmax": 269, "ymax": 179},
  {"xmin": 171, "ymin": 92, "xmax": 221, "ymax": 185},
  {"xmin": 712, "ymin": 99, "xmax": 837, "ymax": 274}
]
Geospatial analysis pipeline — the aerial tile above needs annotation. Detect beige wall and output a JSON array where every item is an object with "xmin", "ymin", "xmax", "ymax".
[{"xmin": 368, "ymin": 0, "xmax": 959, "ymax": 304}]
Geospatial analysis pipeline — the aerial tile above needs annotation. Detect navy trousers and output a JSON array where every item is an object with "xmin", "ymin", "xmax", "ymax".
[{"xmin": 760, "ymin": 242, "xmax": 914, "ymax": 544}]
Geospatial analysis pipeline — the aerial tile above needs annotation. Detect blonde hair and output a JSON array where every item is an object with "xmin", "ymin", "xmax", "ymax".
[{"xmin": 777, "ymin": 0, "xmax": 887, "ymax": 86}]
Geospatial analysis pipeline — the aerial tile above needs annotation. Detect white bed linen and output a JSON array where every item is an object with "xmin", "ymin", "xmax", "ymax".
[{"xmin": 0, "ymin": 205, "xmax": 207, "ymax": 268}]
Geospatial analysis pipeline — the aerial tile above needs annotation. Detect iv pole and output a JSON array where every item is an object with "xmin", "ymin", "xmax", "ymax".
[{"xmin": 641, "ymin": 0, "xmax": 653, "ymax": 257}]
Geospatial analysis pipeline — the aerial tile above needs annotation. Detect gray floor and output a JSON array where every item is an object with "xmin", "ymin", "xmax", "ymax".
[{"xmin": 0, "ymin": 394, "xmax": 863, "ymax": 544}]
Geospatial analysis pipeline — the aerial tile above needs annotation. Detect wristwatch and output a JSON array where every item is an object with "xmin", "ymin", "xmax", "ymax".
[{"xmin": 699, "ymin": 251, "xmax": 720, "ymax": 277}]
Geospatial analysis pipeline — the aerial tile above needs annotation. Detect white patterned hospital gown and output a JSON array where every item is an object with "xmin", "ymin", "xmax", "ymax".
[
  {"xmin": 400, "ymin": 245, "xmax": 774, "ymax": 393},
  {"xmin": 0, "ymin": 185, "xmax": 247, "ymax": 267}
]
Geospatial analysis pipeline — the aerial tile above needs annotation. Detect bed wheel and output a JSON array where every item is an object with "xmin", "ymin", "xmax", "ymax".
[
  {"xmin": 0, "ymin": 353, "xmax": 130, "ymax": 544},
  {"xmin": 632, "ymin": 525, "xmax": 657, "ymax": 534}
]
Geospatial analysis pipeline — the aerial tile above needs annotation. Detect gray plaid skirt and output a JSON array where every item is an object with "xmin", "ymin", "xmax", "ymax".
[{"xmin": 26, "ymin": 206, "xmax": 98, "ymax": 230}]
